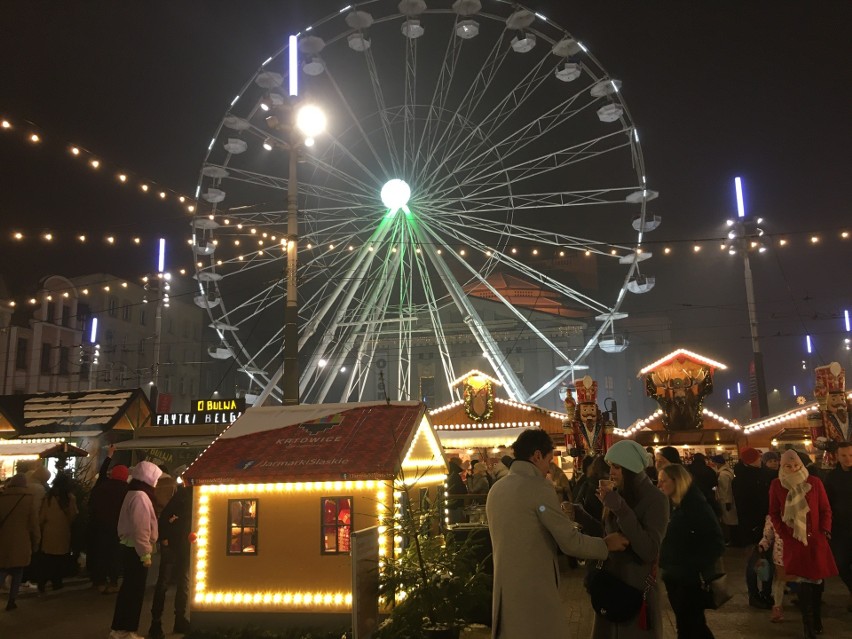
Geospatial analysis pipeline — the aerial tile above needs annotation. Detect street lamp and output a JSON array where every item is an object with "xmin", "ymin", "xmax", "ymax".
[
  {"xmin": 267, "ymin": 101, "xmax": 326, "ymax": 405},
  {"xmin": 723, "ymin": 177, "xmax": 769, "ymax": 418}
]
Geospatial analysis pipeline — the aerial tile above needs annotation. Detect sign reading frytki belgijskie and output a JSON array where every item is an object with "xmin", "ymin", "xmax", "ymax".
[{"xmin": 154, "ymin": 397, "xmax": 246, "ymax": 426}]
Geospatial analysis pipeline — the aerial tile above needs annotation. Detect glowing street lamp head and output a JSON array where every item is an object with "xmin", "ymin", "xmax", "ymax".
[
  {"xmin": 381, "ymin": 179, "xmax": 411, "ymax": 210},
  {"xmin": 295, "ymin": 105, "xmax": 326, "ymax": 138}
]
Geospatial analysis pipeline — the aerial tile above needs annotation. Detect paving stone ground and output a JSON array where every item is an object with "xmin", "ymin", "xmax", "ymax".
[{"xmin": 1, "ymin": 546, "xmax": 849, "ymax": 638}]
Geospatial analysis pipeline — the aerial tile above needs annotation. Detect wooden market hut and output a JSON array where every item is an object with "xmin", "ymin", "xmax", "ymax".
[
  {"xmin": 181, "ymin": 400, "xmax": 447, "ymax": 629},
  {"xmin": 0, "ymin": 388, "xmax": 152, "ymax": 480},
  {"xmin": 613, "ymin": 349, "xmax": 746, "ymax": 457}
]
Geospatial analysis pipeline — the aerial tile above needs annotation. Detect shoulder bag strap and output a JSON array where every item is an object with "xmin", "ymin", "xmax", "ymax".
[{"xmin": 0, "ymin": 494, "xmax": 27, "ymax": 529}]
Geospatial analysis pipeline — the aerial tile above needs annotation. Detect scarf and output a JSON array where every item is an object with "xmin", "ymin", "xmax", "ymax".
[{"xmin": 779, "ymin": 465, "xmax": 811, "ymax": 545}]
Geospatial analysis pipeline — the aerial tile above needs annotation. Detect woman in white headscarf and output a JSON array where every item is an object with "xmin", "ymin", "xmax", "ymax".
[{"xmin": 768, "ymin": 449, "xmax": 837, "ymax": 639}]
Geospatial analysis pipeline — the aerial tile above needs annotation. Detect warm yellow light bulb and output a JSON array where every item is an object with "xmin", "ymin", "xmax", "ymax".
[
  {"xmin": 90, "ymin": 159, "xmax": 100, "ymax": 168},
  {"xmin": 78, "ymin": 235, "xmax": 86, "ymax": 242},
  {"xmin": 141, "ymin": 184, "xmax": 149, "ymax": 192},
  {"xmin": 133, "ymin": 237, "xmax": 141, "ymax": 244},
  {"xmin": 107, "ymin": 236, "xmax": 115, "ymax": 244},
  {"xmin": 187, "ymin": 205, "xmax": 195, "ymax": 213},
  {"xmin": 30, "ymin": 133, "xmax": 40, "ymax": 143},
  {"xmin": 159, "ymin": 191, "xmax": 167, "ymax": 199},
  {"xmin": 1, "ymin": 120, "xmax": 10, "ymax": 129},
  {"xmin": 70, "ymin": 147, "xmax": 80, "ymax": 156},
  {"xmin": 693, "ymin": 245, "xmax": 701, "ymax": 252},
  {"xmin": 118, "ymin": 174, "xmax": 127, "ymax": 182},
  {"xmin": 13, "ymin": 232, "xmax": 23, "ymax": 240},
  {"xmin": 179, "ymin": 196, "xmax": 185, "ymax": 203},
  {"xmin": 44, "ymin": 233, "xmax": 53, "ymax": 241}
]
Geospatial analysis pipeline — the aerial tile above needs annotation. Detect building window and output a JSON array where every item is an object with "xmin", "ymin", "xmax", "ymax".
[
  {"xmin": 228, "ymin": 499, "xmax": 258, "ymax": 555},
  {"xmin": 62, "ymin": 305, "xmax": 71, "ymax": 327},
  {"xmin": 139, "ymin": 308, "xmax": 147, "ymax": 326},
  {"xmin": 122, "ymin": 301, "xmax": 132, "ymax": 322},
  {"xmin": 79, "ymin": 363, "xmax": 90, "ymax": 381},
  {"xmin": 321, "ymin": 497, "xmax": 352, "ymax": 555},
  {"xmin": 59, "ymin": 347, "xmax": 69, "ymax": 375},
  {"xmin": 40, "ymin": 344, "xmax": 52, "ymax": 374},
  {"xmin": 47, "ymin": 304, "xmax": 56, "ymax": 324},
  {"xmin": 108, "ymin": 296, "xmax": 118, "ymax": 317},
  {"xmin": 15, "ymin": 338, "xmax": 27, "ymax": 370}
]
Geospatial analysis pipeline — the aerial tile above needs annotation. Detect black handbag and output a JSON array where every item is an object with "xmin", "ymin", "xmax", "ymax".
[
  {"xmin": 700, "ymin": 572, "xmax": 731, "ymax": 609},
  {"xmin": 585, "ymin": 563, "xmax": 645, "ymax": 623}
]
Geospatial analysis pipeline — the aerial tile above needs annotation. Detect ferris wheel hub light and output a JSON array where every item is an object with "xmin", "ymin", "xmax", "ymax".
[{"xmin": 381, "ymin": 179, "xmax": 411, "ymax": 210}]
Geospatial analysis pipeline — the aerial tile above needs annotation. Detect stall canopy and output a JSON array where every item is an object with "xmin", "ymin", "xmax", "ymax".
[
  {"xmin": 0, "ymin": 388, "xmax": 153, "ymax": 438},
  {"xmin": 183, "ymin": 401, "xmax": 445, "ymax": 486}
]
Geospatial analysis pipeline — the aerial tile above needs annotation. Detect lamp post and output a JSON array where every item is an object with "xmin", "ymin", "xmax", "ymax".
[
  {"xmin": 724, "ymin": 177, "xmax": 769, "ymax": 418},
  {"xmin": 263, "ymin": 105, "xmax": 325, "ymax": 405}
]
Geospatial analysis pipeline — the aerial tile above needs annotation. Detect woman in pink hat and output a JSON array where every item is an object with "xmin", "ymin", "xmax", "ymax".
[{"xmin": 769, "ymin": 449, "xmax": 837, "ymax": 638}]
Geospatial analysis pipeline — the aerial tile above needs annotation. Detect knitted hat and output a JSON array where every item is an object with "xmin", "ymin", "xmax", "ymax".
[
  {"xmin": 761, "ymin": 451, "xmax": 780, "ymax": 465},
  {"xmin": 605, "ymin": 440, "xmax": 650, "ymax": 474},
  {"xmin": 709, "ymin": 455, "xmax": 726, "ymax": 465},
  {"xmin": 658, "ymin": 446, "xmax": 682, "ymax": 465},
  {"xmin": 739, "ymin": 447, "xmax": 761, "ymax": 465},
  {"xmin": 109, "ymin": 465, "xmax": 129, "ymax": 482},
  {"xmin": 780, "ymin": 449, "xmax": 803, "ymax": 468},
  {"xmin": 473, "ymin": 462, "xmax": 488, "ymax": 475},
  {"xmin": 131, "ymin": 461, "xmax": 163, "ymax": 488}
]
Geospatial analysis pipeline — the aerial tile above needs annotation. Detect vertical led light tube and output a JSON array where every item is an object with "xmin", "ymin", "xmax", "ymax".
[
  {"xmin": 806, "ymin": 335, "xmax": 812, "ymax": 354},
  {"xmin": 158, "ymin": 238, "xmax": 166, "ymax": 273},
  {"xmin": 734, "ymin": 177, "xmax": 745, "ymax": 218},
  {"xmin": 90, "ymin": 317, "xmax": 98, "ymax": 343},
  {"xmin": 845, "ymin": 309, "xmax": 850, "ymax": 332},
  {"xmin": 289, "ymin": 35, "xmax": 298, "ymax": 97}
]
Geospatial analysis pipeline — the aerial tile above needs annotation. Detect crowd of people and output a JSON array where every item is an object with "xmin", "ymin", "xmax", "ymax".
[
  {"xmin": 0, "ymin": 448, "xmax": 193, "ymax": 639},
  {"xmin": 485, "ymin": 431, "xmax": 852, "ymax": 639}
]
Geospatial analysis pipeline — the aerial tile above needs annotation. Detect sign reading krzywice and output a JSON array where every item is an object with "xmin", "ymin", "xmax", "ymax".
[{"xmin": 154, "ymin": 397, "xmax": 245, "ymax": 426}]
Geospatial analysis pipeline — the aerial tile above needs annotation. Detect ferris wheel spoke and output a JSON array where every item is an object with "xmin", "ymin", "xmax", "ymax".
[
  {"xmin": 422, "ymin": 186, "xmax": 640, "ymax": 217},
  {"xmin": 337, "ymin": 246, "xmax": 404, "ymax": 402},
  {"xmin": 412, "ymin": 20, "xmax": 463, "ymax": 179},
  {"xmin": 419, "ymin": 50, "xmax": 553, "ymax": 193},
  {"xmin": 408, "ymin": 221, "xmax": 528, "ymax": 402},
  {"xmin": 300, "ymin": 220, "xmax": 396, "ymax": 389},
  {"xmin": 408, "ymin": 226, "xmax": 458, "ymax": 399},
  {"xmin": 207, "ymin": 164, "xmax": 376, "ymax": 207},
  {"xmin": 425, "ymin": 83, "xmax": 598, "ymax": 195},
  {"xmin": 402, "ymin": 34, "xmax": 416, "ymax": 176},
  {"xmin": 362, "ymin": 47, "xmax": 403, "ymax": 177},
  {"xmin": 300, "ymin": 153, "xmax": 377, "ymax": 199},
  {"xmin": 443, "ymin": 129, "xmax": 634, "ymax": 198},
  {"xmin": 323, "ymin": 68, "xmax": 392, "ymax": 180},
  {"xmin": 422, "ymin": 209, "xmax": 633, "ymax": 254},
  {"xmin": 414, "ymin": 25, "xmax": 510, "ymax": 187},
  {"xmin": 417, "ymin": 210, "xmax": 614, "ymax": 315}
]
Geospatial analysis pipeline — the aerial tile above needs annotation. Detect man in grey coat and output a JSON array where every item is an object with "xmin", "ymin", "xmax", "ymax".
[{"xmin": 486, "ymin": 429, "xmax": 629, "ymax": 639}]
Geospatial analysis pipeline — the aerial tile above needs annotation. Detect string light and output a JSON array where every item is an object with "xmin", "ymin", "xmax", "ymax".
[{"xmin": 2, "ymin": 112, "xmax": 196, "ymax": 213}]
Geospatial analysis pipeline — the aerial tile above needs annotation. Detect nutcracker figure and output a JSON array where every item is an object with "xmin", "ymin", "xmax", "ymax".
[
  {"xmin": 562, "ymin": 375, "xmax": 612, "ymax": 461},
  {"xmin": 813, "ymin": 361, "xmax": 851, "ymax": 468}
]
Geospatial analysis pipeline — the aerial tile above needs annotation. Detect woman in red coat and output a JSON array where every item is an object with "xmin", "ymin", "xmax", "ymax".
[{"xmin": 769, "ymin": 449, "xmax": 837, "ymax": 639}]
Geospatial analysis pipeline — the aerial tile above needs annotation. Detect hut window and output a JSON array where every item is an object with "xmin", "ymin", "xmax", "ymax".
[
  {"xmin": 227, "ymin": 499, "xmax": 258, "ymax": 555},
  {"xmin": 321, "ymin": 497, "xmax": 352, "ymax": 555}
]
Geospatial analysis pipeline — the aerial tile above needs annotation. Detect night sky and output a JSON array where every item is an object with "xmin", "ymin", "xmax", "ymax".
[{"xmin": 1, "ymin": 1, "xmax": 850, "ymax": 415}]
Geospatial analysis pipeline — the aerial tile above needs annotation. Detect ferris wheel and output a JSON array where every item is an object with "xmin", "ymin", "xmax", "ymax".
[{"xmin": 192, "ymin": 0, "xmax": 659, "ymax": 407}]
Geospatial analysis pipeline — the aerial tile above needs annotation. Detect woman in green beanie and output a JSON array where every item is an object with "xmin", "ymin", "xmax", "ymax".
[{"xmin": 591, "ymin": 440, "xmax": 670, "ymax": 638}]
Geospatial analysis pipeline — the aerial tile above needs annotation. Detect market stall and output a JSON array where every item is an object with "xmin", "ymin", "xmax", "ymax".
[{"xmin": 182, "ymin": 400, "xmax": 446, "ymax": 629}]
